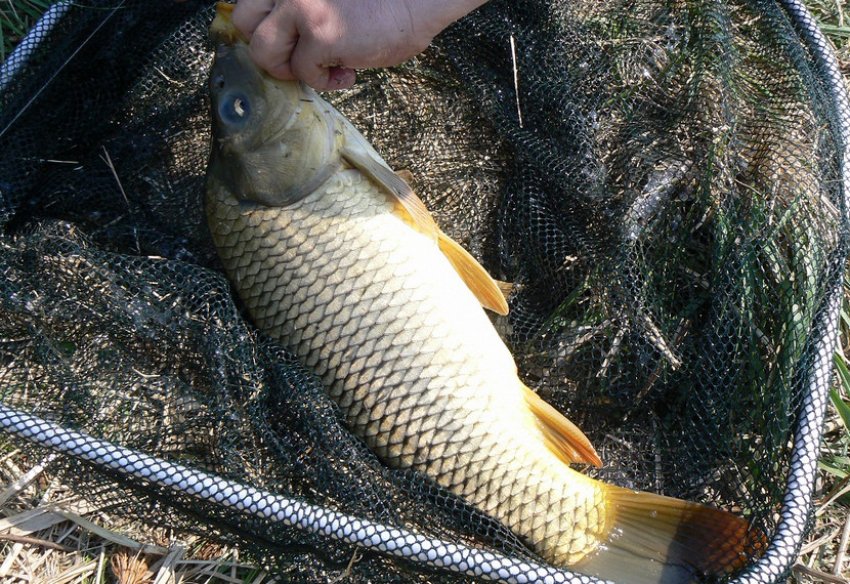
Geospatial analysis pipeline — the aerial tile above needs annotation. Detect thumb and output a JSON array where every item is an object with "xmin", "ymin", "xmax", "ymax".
[{"xmin": 327, "ymin": 67, "xmax": 356, "ymax": 90}]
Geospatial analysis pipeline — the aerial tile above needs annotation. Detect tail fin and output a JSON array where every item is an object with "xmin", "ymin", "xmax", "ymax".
[{"xmin": 575, "ymin": 485, "xmax": 766, "ymax": 584}]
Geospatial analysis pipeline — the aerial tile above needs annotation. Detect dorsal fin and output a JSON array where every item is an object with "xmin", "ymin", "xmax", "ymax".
[
  {"xmin": 522, "ymin": 383, "xmax": 602, "ymax": 467},
  {"xmin": 340, "ymin": 125, "xmax": 508, "ymax": 315}
]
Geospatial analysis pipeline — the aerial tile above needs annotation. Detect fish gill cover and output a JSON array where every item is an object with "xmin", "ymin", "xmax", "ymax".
[{"xmin": 0, "ymin": 0, "xmax": 847, "ymax": 583}]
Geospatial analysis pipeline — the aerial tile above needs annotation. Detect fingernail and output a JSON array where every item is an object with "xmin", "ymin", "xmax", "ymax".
[{"xmin": 329, "ymin": 67, "xmax": 355, "ymax": 90}]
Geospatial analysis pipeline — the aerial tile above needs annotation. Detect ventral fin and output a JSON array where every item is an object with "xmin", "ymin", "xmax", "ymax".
[
  {"xmin": 496, "ymin": 279, "xmax": 514, "ymax": 299},
  {"xmin": 438, "ymin": 234, "xmax": 509, "ymax": 316},
  {"xmin": 522, "ymin": 383, "xmax": 602, "ymax": 467}
]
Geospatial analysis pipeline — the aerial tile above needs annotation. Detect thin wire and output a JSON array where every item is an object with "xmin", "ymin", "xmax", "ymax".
[{"xmin": 0, "ymin": 0, "xmax": 127, "ymax": 141}]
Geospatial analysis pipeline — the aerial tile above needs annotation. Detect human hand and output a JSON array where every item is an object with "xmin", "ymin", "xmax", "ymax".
[{"xmin": 231, "ymin": 0, "xmax": 487, "ymax": 90}]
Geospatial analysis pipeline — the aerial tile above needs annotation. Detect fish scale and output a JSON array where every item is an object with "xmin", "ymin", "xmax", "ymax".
[{"xmin": 207, "ymin": 167, "xmax": 605, "ymax": 566}]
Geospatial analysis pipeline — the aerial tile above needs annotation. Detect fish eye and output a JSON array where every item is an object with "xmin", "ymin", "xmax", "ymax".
[{"xmin": 218, "ymin": 91, "xmax": 252, "ymax": 127}]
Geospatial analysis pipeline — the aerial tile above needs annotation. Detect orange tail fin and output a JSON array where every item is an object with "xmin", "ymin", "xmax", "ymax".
[{"xmin": 576, "ymin": 484, "xmax": 766, "ymax": 584}]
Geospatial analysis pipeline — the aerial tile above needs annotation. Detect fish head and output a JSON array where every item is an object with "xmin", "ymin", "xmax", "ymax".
[{"xmin": 207, "ymin": 3, "xmax": 341, "ymax": 207}]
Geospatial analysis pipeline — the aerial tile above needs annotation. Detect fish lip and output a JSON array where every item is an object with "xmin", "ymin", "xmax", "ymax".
[
  {"xmin": 209, "ymin": 2, "xmax": 247, "ymax": 45},
  {"xmin": 208, "ymin": 48, "xmax": 340, "ymax": 207},
  {"xmin": 295, "ymin": 81, "xmax": 312, "ymax": 98}
]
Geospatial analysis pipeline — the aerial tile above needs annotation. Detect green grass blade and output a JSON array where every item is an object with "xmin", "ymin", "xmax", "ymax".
[
  {"xmin": 830, "ymin": 386, "xmax": 850, "ymax": 432},
  {"xmin": 834, "ymin": 352, "xmax": 850, "ymax": 396}
]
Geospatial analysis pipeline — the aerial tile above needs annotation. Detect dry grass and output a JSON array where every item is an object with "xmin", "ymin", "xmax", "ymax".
[{"xmin": 0, "ymin": 444, "xmax": 270, "ymax": 583}]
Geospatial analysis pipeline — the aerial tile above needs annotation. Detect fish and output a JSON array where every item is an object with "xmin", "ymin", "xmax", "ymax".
[{"xmin": 204, "ymin": 4, "xmax": 763, "ymax": 583}]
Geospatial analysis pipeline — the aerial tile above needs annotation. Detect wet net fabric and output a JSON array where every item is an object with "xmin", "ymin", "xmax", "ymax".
[{"xmin": 0, "ymin": 0, "xmax": 848, "ymax": 583}]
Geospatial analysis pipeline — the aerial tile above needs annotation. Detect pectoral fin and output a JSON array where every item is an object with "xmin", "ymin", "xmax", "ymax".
[
  {"xmin": 522, "ymin": 383, "xmax": 602, "ymax": 467},
  {"xmin": 340, "ymin": 131, "xmax": 440, "ymax": 241},
  {"xmin": 396, "ymin": 169, "xmax": 416, "ymax": 184},
  {"xmin": 341, "ymin": 129, "xmax": 508, "ymax": 315}
]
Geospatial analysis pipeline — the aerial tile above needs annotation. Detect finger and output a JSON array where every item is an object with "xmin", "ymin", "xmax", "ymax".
[
  {"xmin": 249, "ymin": 9, "xmax": 299, "ymax": 80},
  {"xmin": 232, "ymin": 0, "xmax": 275, "ymax": 37},
  {"xmin": 290, "ymin": 42, "xmax": 341, "ymax": 91}
]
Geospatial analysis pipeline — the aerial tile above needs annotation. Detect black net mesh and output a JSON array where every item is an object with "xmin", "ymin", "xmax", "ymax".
[{"xmin": 0, "ymin": 0, "xmax": 848, "ymax": 582}]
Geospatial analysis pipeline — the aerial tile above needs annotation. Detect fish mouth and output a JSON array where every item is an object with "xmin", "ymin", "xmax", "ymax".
[{"xmin": 210, "ymin": 2, "xmax": 248, "ymax": 45}]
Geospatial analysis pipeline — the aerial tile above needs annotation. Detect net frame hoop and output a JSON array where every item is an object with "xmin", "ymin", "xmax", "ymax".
[
  {"xmin": 0, "ymin": 403, "xmax": 611, "ymax": 584},
  {"xmin": 0, "ymin": 0, "xmax": 72, "ymax": 92}
]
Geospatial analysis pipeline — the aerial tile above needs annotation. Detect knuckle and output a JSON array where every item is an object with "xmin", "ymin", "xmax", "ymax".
[{"xmin": 248, "ymin": 27, "xmax": 285, "ymax": 69}]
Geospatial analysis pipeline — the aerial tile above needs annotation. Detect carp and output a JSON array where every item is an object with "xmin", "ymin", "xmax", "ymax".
[{"xmin": 205, "ymin": 5, "xmax": 762, "ymax": 582}]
